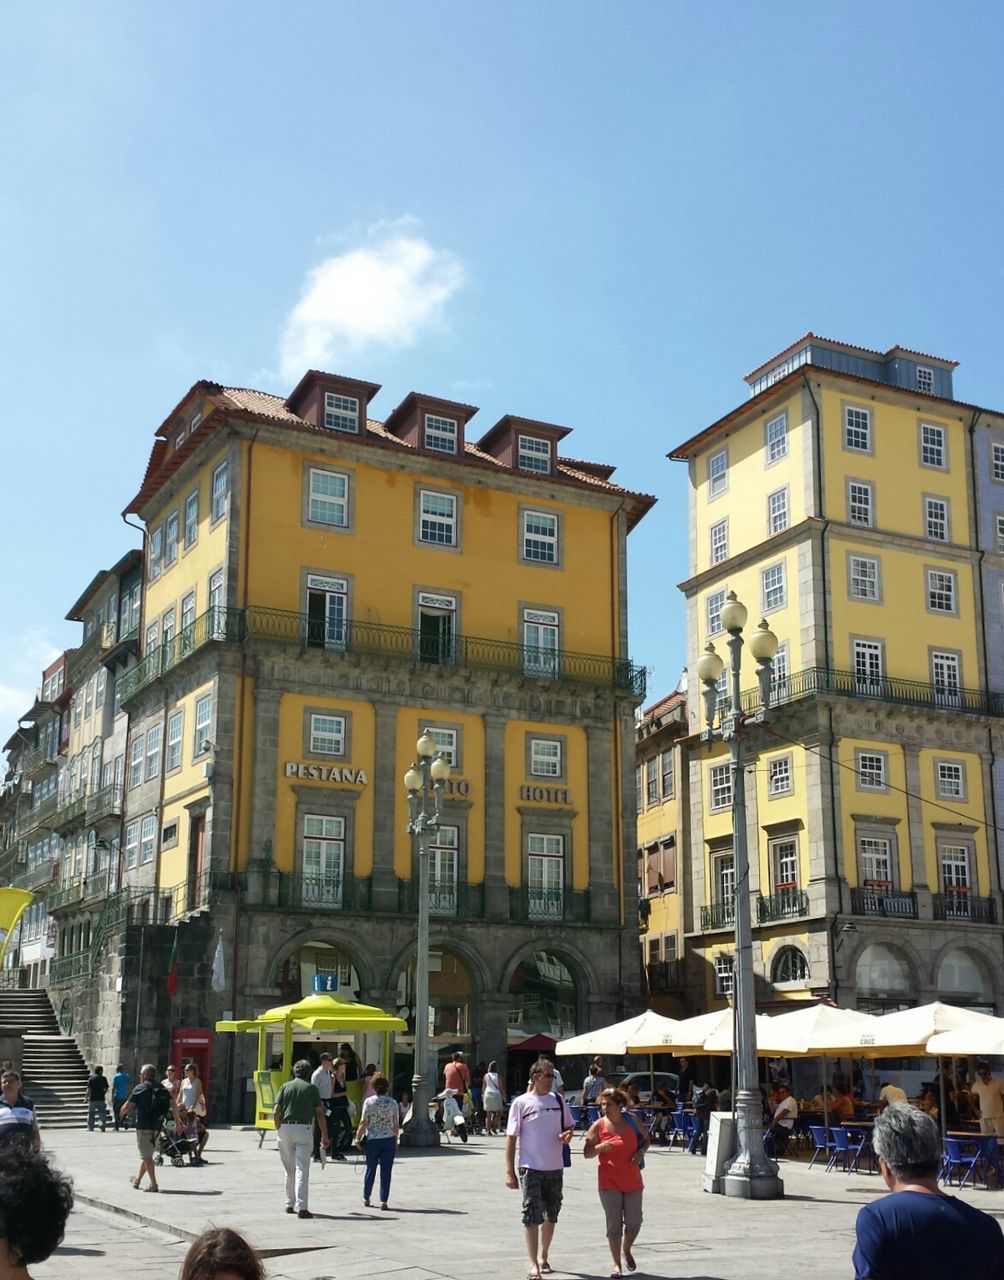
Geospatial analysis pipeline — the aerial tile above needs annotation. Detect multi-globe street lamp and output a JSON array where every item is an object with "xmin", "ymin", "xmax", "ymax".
[
  {"xmin": 694, "ymin": 591, "xmax": 783, "ymax": 1200},
  {"xmin": 398, "ymin": 729, "xmax": 450, "ymax": 1148}
]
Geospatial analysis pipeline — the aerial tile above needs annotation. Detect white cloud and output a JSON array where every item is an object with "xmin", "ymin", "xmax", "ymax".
[
  {"xmin": 279, "ymin": 222, "xmax": 466, "ymax": 383},
  {"xmin": 0, "ymin": 630, "xmax": 61, "ymax": 729}
]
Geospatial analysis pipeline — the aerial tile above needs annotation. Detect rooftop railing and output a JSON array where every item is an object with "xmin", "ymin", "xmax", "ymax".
[{"xmin": 744, "ymin": 667, "xmax": 1004, "ymax": 718}]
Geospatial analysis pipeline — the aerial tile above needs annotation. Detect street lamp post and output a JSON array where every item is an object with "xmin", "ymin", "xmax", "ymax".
[
  {"xmin": 399, "ymin": 729, "xmax": 450, "ymax": 1148},
  {"xmin": 695, "ymin": 591, "xmax": 783, "ymax": 1200}
]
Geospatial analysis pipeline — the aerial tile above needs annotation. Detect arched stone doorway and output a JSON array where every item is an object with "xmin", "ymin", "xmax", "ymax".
[
  {"xmin": 854, "ymin": 941, "xmax": 916, "ymax": 1013},
  {"xmin": 936, "ymin": 947, "xmax": 995, "ymax": 1014},
  {"xmin": 275, "ymin": 938, "xmax": 362, "ymax": 1003},
  {"xmin": 506, "ymin": 950, "xmax": 578, "ymax": 1043},
  {"xmin": 391, "ymin": 946, "xmax": 478, "ymax": 1096}
]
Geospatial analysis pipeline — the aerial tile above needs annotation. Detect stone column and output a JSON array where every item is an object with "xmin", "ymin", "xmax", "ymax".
[
  {"xmin": 483, "ymin": 713, "xmax": 509, "ymax": 921},
  {"xmin": 371, "ymin": 702, "xmax": 400, "ymax": 913},
  {"xmin": 902, "ymin": 744, "xmax": 930, "ymax": 914},
  {"xmin": 586, "ymin": 722, "xmax": 618, "ymax": 924},
  {"xmin": 247, "ymin": 686, "xmax": 281, "ymax": 890}
]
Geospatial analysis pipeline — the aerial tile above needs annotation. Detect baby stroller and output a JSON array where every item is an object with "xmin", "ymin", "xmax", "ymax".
[{"xmin": 153, "ymin": 1117, "xmax": 194, "ymax": 1168}]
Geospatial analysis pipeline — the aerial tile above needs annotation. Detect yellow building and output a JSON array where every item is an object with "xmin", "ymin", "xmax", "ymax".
[
  {"xmin": 669, "ymin": 335, "xmax": 1004, "ymax": 1016},
  {"xmin": 77, "ymin": 369, "xmax": 654, "ymax": 1102}
]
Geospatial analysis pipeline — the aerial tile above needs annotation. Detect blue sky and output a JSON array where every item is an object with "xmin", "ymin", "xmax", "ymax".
[{"xmin": 2, "ymin": 1, "xmax": 1003, "ymax": 720}]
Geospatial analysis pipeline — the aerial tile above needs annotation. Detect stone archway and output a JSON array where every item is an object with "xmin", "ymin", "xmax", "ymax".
[
  {"xmin": 267, "ymin": 929, "xmax": 372, "ymax": 1003},
  {"xmin": 853, "ymin": 940, "xmax": 918, "ymax": 1013},
  {"xmin": 935, "ymin": 946, "xmax": 996, "ymax": 1013}
]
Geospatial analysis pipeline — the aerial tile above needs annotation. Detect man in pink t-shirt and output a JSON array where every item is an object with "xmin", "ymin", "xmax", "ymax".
[{"xmin": 505, "ymin": 1057, "xmax": 575, "ymax": 1280}]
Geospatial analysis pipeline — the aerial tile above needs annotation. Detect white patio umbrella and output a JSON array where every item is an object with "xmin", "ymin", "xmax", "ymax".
[
  {"xmin": 811, "ymin": 1001, "xmax": 997, "ymax": 1057},
  {"xmin": 626, "ymin": 1008, "xmax": 731, "ymax": 1055},
  {"xmin": 555, "ymin": 1009, "xmax": 680, "ymax": 1057},
  {"xmin": 753, "ymin": 1002, "xmax": 877, "ymax": 1056},
  {"xmin": 701, "ymin": 1012, "xmax": 779, "ymax": 1055},
  {"xmin": 927, "ymin": 1017, "xmax": 1004, "ymax": 1058}
]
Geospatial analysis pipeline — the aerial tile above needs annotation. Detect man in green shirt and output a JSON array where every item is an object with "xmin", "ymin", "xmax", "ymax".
[{"xmin": 273, "ymin": 1059, "xmax": 328, "ymax": 1218}]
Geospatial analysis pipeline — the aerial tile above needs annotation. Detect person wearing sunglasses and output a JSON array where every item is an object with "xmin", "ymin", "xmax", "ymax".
[{"xmin": 505, "ymin": 1058, "xmax": 575, "ymax": 1280}]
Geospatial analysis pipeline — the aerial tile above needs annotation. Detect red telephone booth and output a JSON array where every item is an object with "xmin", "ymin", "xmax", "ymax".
[{"xmin": 170, "ymin": 1028, "xmax": 213, "ymax": 1095}]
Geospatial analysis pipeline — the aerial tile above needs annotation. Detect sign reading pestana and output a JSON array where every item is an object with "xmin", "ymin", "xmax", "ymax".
[{"xmin": 285, "ymin": 762, "xmax": 369, "ymax": 783}]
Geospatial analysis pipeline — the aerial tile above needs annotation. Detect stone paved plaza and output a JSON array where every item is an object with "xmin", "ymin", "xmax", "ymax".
[{"xmin": 33, "ymin": 1125, "xmax": 1004, "ymax": 1280}]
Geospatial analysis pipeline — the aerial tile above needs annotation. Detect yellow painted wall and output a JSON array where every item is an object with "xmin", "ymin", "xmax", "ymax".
[
  {"xmin": 692, "ymin": 390, "xmax": 806, "ymax": 573},
  {"xmin": 637, "ymin": 745, "xmax": 682, "ymax": 941},
  {"xmin": 753, "ymin": 744, "xmax": 810, "ymax": 891},
  {"xmin": 273, "ymin": 694, "xmax": 376, "ymax": 875},
  {"xmin": 502, "ymin": 720, "xmax": 589, "ymax": 889},
  {"xmin": 916, "ymin": 747, "xmax": 990, "ymax": 892},
  {"xmin": 158, "ymin": 678, "xmax": 216, "ymax": 888},
  {"xmin": 697, "ymin": 549, "xmax": 799, "ymax": 660},
  {"xmin": 243, "ymin": 442, "xmax": 617, "ymax": 655},
  {"xmin": 837, "ymin": 738, "xmax": 909, "ymax": 889}
]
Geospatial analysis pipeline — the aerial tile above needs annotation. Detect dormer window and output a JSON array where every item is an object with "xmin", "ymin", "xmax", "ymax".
[
  {"xmin": 324, "ymin": 392, "xmax": 360, "ymax": 433},
  {"xmin": 518, "ymin": 435, "xmax": 552, "ymax": 474},
  {"xmin": 425, "ymin": 414, "xmax": 458, "ymax": 454},
  {"xmin": 191, "ymin": 410, "xmax": 203, "ymax": 432},
  {"xmin": 916, "ymin": 366, "xmax": 934, "ymax": 395},
  {"xmin": 175, "ymin": 429, "xmax": 186, "ymax": 449}
]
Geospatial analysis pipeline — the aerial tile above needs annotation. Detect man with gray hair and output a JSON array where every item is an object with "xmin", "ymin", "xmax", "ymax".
[
  {"xmin": 120, "ymin": 1064, "xmax": 171, "ymax": 1192},
  {"xmin": 853, "ymin": 1102, "xmax": 1004, "ymax": 1278}
]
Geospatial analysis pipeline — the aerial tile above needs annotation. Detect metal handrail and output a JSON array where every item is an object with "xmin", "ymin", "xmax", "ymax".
[
  {"xmin": 757, "ymin": 889, "xmax": 810, "ymax": 922},
  {"xmin": 932, "ymin": 893, "xmax": 997, "ymax": 924},
  {"xmin": 700, "ymin": 899, "xmax": 736, "ymax": 930},
  {"xmin": 743, "ymin": 667, "xmax": 1004, "ymax": 717},
  {"xmin": 849, "ymin": 887, "xmax": 918, "ymax": 918},
  {"xmin": 86, "ymin": 783, "xmax": 124, "ymax": 822}
]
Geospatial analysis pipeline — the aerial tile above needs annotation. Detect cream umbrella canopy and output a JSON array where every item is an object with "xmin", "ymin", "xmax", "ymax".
[
  {"xmin": 810, "ymin": 1001, "xmax": 997, "ymax": 1057},
  {"xmin": 555, "ymin": 1010, "xmax": 680, "ymax": 1057},
  {"xmin": 627, "ymin": 1008, "xmax": 733, "ymax": 1055},
  {"xmin": 751, "ymin": 1002, "xmax": 877, "ymax": 1056},
  {"xmin": 927, "ymin": 1018, "xmax": 1004, "ymax": 1058},
  {"xmin": 701, "ymin": 1013, "xmax": 779, "ymax": 1056}
]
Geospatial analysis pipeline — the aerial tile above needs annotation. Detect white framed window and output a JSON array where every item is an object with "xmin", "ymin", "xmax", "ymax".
[
  {"xmin": 523, "ymin": 608, "xmax": 560, "ymax": 678},
  {"xmin": 925, "ymin": 497, "xmax": 949, "ymax": 541},
  {"xmin": 996, "ymin": 515, "xmax": 1004, "ymax": 553},
  {"xmin": 936, "ymin": 759, "xmax": 965, "ymax": 798},
  {"xmin": 193, "ymin": 693, "xmax": 213, "ymax": 756},
  {"xmin": 324, "ymin": 392, "xmax": 359, "ymax": 433},
  {"xmin": 773, "ymin": 947, "xmax": 809, "ymax": 984},
  {"xmin": 145, "ymin": 622, "xmax": 159, "ymax": 653},
  {"xmin": 419, "ymin": 490, "xmax": 458, "ymax": 546},
  {"xmin": 530, "ymin": 738, "xmax": 561, "ymax": 777},
  {"xmin": 765, "ymin": 413, "xmax": 788, "ymax": 463},
  {"xmin": 163, "ymin": 608, "xmax": 176, "ymax": 650},
  {"xmin": 303, "ymin": 814, "xmax": 344, "ymax": 906},
  {"xmin": 848, "ymin": 481, "xmax": 874, "ymax": 526},
  {"xmin": 523, "ymin": 510, "xmax": 558, "ymax": 564},
  {"xmin": 646, "ymin": 757, "xmax": 659, "ymax": 806},
  {"xmin": 771, "ymin": 641, "xmax": 790, "ymax": 695},
  {"xmin": 518, "ymin": 435, "xmax": 551, "ymax": 473},
  {"xmin": 184, "ymin": 490, "xmax": 199, "ymax": 548},
  {"xmin": 661, "ymin": 750, "xmax": 674, "ymax": 799},
  {"xmin": 853, "ymin": 639, "xmax": 884, "ymax": 694},
  {"xmin": 859, "ymin": 835, "xmax": 892, "ymax": 887},
  {"xmin": 425, "ymin": 414, "xmax": 458, "ymax": 454},
  {"xmin": 140, "ymin": 814, "xmax": 156, "ymax": 864},
  {"xmin": 125, "ymin": 821, "xmax": 139, "ymax": 870},
  {"xmin": 940, "ymin": 844, "xmax": 971, "ymax": 897},
  {"xmin": 428, "ymin": 727, "xmax": 458, "ymax": 767},
  {"xmin": 916, "ymin": 366, "xmax": 934, "ymax": 395},
  {"xmin": 710, "ymin": 520, "xmax": 728, "ymax": 565},
  {"xmin": 144, "ymin": 724, "xmax": 162, "ymax": 780},
  {"xmin": 306, "ymin": 574, "xmax": 348, "ymax": 650},
  {"xmin": 96, "ymin": 666, "xmax": 106, "ymax": 709},
  {"xmin": 844, "ymin": 405, "xmax": 871, "ymax": 452},
  {"xmin": 767, "ymin": 487, "xmax": 789, "ymax": 535},
  {"xmin": 771, "ymin": 837, "xmax": 799, "ymax": 890},
  {"xmin": 83, "ymin": 676, "xmax": 94, "ymax": 720},
  {"xmin": 707, "ymin": 589, "xmax": 726, "ymax": 637},
  {"xmin": 418, "ymin": 591, "xmax": 456, "ymax": 666},
  {"xmin": 308, "ymin": 468, "xmax": 349, "ymax": 527},
  {"xmin": 128, "ymin": 734, "xmax": 144, "ymax": 789},
  {"xmin": 927, "ymin": 568, "xmax": 956, "ymax": 613},
  {"xmin": 309, "ymin": 713, "xmax": 346, "ymax": 756},
  {"xmin": 762, "ymin": 562, "xmax": 786, "ymax": 611},
  {"xmin": 994, "ymin": 443, "xmax": 1004, "ymax": 483},
  {"xmin": 148, "ymin": 526, "xmax": 163, "ymax": 580},
  {"xmin": 921, "ymin": 422, "xmax": 946, "ymax": 469},
  {"xmin": 714, "ymin": 953, "xmax": 734, "ymax": 997},
  {"xmin": 708, "ymin": 448, "xmax": 728, "ymax": 497},
  {"xmin": 166, "ymin": 710, "xmax": 183, "ymax": 772},
  {"xmin": 857, "ymin": 751, "xmax": 887, "ymax": 790},
  {"xmin": 528, "ymin": 834, "xmax": 564, "ymax": 920},
  {"xmin": 709, "ymin": 763, "xmax": 732, "ymax": 811},
  {"xmin": 767, "ymin": 755, "xmax": 793, "ymax": 796},
  {"xmin": 849, "ymin": 555, "xmax": 880, "ymax": 601},
  {"xmin": 211, "ymin": 460, "xmax": 229, "ymax": 522},
  {"xmin": 428, "ymin": 824, "xmax": 459, "ymax": 915},
  {"xmin": 208, "ymin": 570, "xmax": 224, "ymax": 614},
  {"xmin": 164, "ymin": 511, "xmax": 179, "ymax": 567}
]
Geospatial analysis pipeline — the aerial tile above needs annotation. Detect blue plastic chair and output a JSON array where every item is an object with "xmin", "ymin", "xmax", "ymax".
[
  {"xmin": 942, "ymin": 1137, "xmax": 985, "ymax": 1189},
  {"xmin": 808, "ymin": 1125, "xmax": 835, "ymax": 1170},
  {"xmin": 827, "ymin": 1126, "xmax": 855, "ymax": 1172}
]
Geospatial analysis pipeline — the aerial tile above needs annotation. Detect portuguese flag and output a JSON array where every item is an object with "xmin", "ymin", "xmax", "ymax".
[{"xmin": 166, "ymin": 930, "xmax": 179, "ymax": 999}]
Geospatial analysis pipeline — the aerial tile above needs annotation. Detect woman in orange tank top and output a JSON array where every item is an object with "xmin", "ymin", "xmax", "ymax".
[{"xmin": 584, "ymin": 1088, "xmax": 649, "ymax": 1277}]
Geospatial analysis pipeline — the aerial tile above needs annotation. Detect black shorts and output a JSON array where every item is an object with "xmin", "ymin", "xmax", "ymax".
[{"xmin": 518, "ymin": 1167, "xmax": 564, "ymax": 1227}]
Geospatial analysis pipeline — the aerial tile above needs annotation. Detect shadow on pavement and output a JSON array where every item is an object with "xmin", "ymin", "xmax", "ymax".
[{"xmin": 54, "ymin": 1248, "xmax": 105, "ymax": 1257}]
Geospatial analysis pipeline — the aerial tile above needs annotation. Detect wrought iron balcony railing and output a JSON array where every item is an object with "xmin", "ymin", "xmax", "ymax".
[
  {"xmin": 22, "ymin": 742, "xmax": 59, "ymax": 774},
  {"xmin": 116, "ymin": 604, "xmax": 646, "ymax": 703},
  {"xmin": 86, "ymin": 784, "xmax": 124, "ymax": 824},
  {"xmin": 743, "ymin": 667, "xmax": 1004, "ymax": 718},
  {"xmin": 700, "ymin": 899, "xmax": 736, "ymax": 930},
  {"xmin": 850, "ymin": 887, "xmax": 918, "ymax": 919},
  {"xmin": 82, "ymin": 869, "xmax": 110, "ymax": 903},
  {"xmin": 52, "ymin": 795, "xmax": 87, "ymax": 832},
  {"xmin": 49, "ymin": 949, "xmax": 91, "ymax": 986},
  {"xmin": 48, "ymin": 880, "xmax": 85, "ymax": 912},
  {"xmin": 757, "ymin": 889, "xmax": 810, "ymax": 923},
  {"xmin": 932, "ymin": 893, "xmax": 997, "ymax": 924},
  {"xmin": 18, "ymin": 793, "xmax": 58, "ymax": 834},
  {"xmin": 19, "ymin": 858, "xmax": 58, "ymax": 890},
  {"xmin": 67, "ymin": 627, "xmax": 103, "ymax": 684},
  {"xmin": 645, "ymin": 959, "xmax": 682, "ymax": 995},
  {"xmin": 397, "ymin": 877, "xmax": 484, "ymax": 919}
]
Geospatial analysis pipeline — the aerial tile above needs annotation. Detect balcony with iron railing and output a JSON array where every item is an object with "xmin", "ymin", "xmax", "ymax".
[
  {"xmin": 743, "ymin": 667, "xmax": 1004, "ymax": 718},
  {"xmin": 932, "ymin": 893, "xmax": 998, "ymax": 924},
  {"xmin": 849, "ymin": 886, "xmax": 918, "ymax": 919},
  {"xmin": 19, "ymin": 857, "xmax": 58, "ymax": 891},
  {"xmin": 17, "ymin": 793, "xmax": 58, "ymax": 835},
  {"xmin": 52, "ymin": 794, "xmax": 87, "ymax": 833},
  {"xmin": 21, "ymin": 742, "xmax": 59, "ymax": 775},
  {"xmin": 86, "ymin": 784, "xmax": 124, "ymax": 824},
  {"xmin": 700, "ymin": 899, "xmax": 736, "ymax": 930},
  {"xmin": 757, "ymin": 888, "xmax": 810, "ymax": 923},
  {"xmin": 82, "ymin": 869, "xmax": 110, "ymax": 903},
  {"xmin": 67, "ymin": 627, "xmax": 104, "ymax": 684},
  {"xmin": 646, "ymin": 958, "xmax": 682, "ymax": 995},
  {"xmin": 117, "ymin": 605, "xmax": 646, "ymax": 703},
  {"xmin": 48, "ymin": 879, "xmax": 85, "ymax": 912},
  {"xmin": 49, "ymin": 949, "xmax": 91, "ymax": 985}
]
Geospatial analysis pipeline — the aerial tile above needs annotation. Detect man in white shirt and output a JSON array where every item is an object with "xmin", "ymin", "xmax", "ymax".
[
  {"xmin": 770, "ymin": 1084, "xmax": 798, "ymax": 1155},
  {"xmin": 971, "ymin": 1062, "xmax": 1004, "ymax": 1143},
  {"xmin": 311, "ymin": 1053, "xmax": 335, "ymax": 1162}
]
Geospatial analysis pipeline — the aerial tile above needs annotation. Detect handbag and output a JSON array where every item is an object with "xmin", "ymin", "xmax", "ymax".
[
  {"xmin": 557, "ymin": 1091, "xmax": 573, "ymax": 1166},
  {"xmin": 624, "ymin": 1111, "xmax": 646, "ymax": 1170}
]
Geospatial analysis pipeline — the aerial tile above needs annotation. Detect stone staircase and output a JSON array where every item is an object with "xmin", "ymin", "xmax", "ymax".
[{"xmin": 0, "ymin": 990, "xmax": 90, "ymax": 1128}]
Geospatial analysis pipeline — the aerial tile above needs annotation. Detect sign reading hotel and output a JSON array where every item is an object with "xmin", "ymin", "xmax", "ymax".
[
  {"xmin": 285, "ymin": 762, "xmax": 369, "ymax": 784},
  {"xmin": 519, "ymin": 784, "xmax": 572, "ymax": 804}
]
